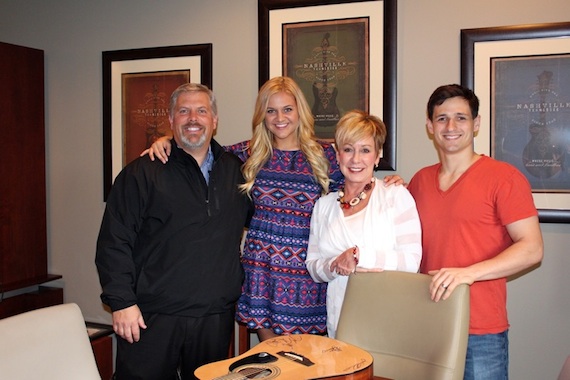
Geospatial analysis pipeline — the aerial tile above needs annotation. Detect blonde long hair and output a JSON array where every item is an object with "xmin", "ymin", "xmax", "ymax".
[{"xmin": 240, "ymin": 77, "xmax": 330, "ymax": 195}]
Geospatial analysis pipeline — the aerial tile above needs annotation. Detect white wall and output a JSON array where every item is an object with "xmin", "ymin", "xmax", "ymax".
[{"xmin": 0, "ymin": 1, "xmax": 568, "ymax": 378}]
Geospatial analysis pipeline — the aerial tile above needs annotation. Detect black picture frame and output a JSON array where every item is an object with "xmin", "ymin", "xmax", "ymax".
[
  {"xmin": 461, "ymin": 22, "xmax": 570, "ymax": 224},
  {"xmin": 102, "ymin": 44, "xmax": 213, "ymax": 200},
  {"xmin": 258, "ymin": 0, "xmax": 397, "ymax": 171}
]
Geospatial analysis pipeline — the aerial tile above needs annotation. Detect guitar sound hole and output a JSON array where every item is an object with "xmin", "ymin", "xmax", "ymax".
[{"xmin": 235, "ymin": 364, "xmax": 280, "ymax": 379}]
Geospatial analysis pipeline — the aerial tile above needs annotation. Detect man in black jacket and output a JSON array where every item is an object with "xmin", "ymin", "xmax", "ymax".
[{"xmin": 96, "ymin": 83, "xmax": 253, "ymax": 379}]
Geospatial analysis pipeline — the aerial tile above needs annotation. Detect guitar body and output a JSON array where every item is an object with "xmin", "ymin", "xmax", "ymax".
[{"xmin": 195, "ymin": 334, "xmax": 373, "ymax": 380}]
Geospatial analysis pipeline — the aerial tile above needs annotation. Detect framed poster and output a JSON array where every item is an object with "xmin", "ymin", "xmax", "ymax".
[
  {"xmin": 491, "ymin": 54, "xmax": 570, "ymax": 191},
  {"xmin": 259, "ymin": 0, "xmax": 397, "ymax": 170},
  {"xmin": 121, "ymin": 70, "xmax": 190, "ymax": 167},
  {"xmin": 283, "ymin": 17, "xmax": 369, "ymax": 138},
  {"xmin": 102, "ymin": 44, "xmax": 212, "ymax": 200},
  {"xmin": 461, "ymin": 22, "xmax": 570, "ymax": 223}
]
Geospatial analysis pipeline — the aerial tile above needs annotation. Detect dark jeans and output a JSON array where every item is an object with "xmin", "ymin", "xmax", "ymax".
[{"xmin": 115, "ymin": 310, "xmax": 234, "ymax": 380}]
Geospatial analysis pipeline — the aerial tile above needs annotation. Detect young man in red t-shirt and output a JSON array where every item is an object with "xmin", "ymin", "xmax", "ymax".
[{"xmin": 408, "ymin": 84, "xmax": 543, "ymax": 380}]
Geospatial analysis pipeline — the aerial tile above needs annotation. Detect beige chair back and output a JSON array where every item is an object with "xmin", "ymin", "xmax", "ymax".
[
  {"xmin": 0, "ymin": 303, "xmax": 101, "ymax": 380},
  {"xmin": 336, "ymin": 271, "xmax": 470, "ymax": 380}
]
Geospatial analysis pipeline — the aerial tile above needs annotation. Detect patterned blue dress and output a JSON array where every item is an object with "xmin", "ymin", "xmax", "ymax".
[{"xmin": 225, "ymin": 140, "xmax": 343, "ymax": 335}]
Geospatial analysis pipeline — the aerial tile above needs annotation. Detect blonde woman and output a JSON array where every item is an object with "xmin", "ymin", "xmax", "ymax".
[
  {"xmin": 143, "ymin": 78, "xmax": 401, "ymax": 341},
  {"xmin": 306, "ymin": 110, "xmax": 422, "ymax": 338}
]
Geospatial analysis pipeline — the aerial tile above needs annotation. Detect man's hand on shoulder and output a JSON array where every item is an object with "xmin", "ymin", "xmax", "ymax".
[{"xmin": 382, "ymin": 174, "xmax": 406, "ymax": 187}]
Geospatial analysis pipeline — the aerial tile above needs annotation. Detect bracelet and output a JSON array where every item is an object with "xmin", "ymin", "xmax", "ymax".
[{"xmin": 352, "ymin": 247, "xmax": 358, "ymax": 265}]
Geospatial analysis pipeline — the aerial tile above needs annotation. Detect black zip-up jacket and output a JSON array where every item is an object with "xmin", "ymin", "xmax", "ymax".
[{"xmin": 96, "ymin": 139, "xmax": 253, "ymax": 317}]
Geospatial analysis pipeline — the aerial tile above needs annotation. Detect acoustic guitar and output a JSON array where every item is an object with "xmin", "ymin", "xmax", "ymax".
[{"xmin": 194, "ymin": 334, "xmax": 373, "ymax": 380}]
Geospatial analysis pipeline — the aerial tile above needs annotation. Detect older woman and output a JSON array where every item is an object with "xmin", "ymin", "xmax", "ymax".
[{"xmin": 306, "ymin": 110, "xmax": 422, "ymax": 338}]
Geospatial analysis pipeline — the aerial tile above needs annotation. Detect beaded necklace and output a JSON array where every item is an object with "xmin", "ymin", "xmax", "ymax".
[{"xmin": 337, "ymin": 178, "xmax": 375, "ymax": 209}]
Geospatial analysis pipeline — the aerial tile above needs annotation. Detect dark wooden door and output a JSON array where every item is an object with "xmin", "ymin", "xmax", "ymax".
[{"xmin": 0, "ymin": 41, "xmax": 48, "ymax": 291}]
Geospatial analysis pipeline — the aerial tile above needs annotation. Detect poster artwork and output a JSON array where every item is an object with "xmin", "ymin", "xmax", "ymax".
[
  {"xmin": 492, "ymin": 54, "xmax": 570, "ymax": 192},
  {"xmin": 122, "ymin": 70, "xmax": 190, "ymax": 166},
  {"xmin": 283, "ymin": 18, "xmax": 369, "ymax": 139}
]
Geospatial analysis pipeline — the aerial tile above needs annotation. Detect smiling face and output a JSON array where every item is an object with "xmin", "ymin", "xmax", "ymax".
[
  {"xmin": 334, "ymin": 110, "xmax": 385, "ymax": 187},
  {"xmin": 169, "ymin": 91, "xmax": 218, "ymax": 156},
  {"xmin": 337, "ymin": 135, "xmax": 381, "ymax": 186},
  {"xmin": 427, "ymin": 96, "xmax": 480, "ymax": 155},
  {"xmin": 264, "ymin": 91, "xmax": 300, "ymax": 150},
  {"xmin": 426, "ymin": 96, "xmax": 481, "ymax": 154}
]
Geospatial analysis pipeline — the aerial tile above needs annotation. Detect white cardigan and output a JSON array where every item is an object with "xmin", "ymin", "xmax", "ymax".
[{"xmin": 306, "ymin": 182, "xmax": 422, "ymax": 338}]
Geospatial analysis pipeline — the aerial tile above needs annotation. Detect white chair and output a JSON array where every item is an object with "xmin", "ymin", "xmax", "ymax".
[
  {"xmin": 336, "ymin": 271, "xmax": 470, "ymax": 380},
  {"xmin": 0, "ymin": 303, "xmax": 101, "ymax": 380}
]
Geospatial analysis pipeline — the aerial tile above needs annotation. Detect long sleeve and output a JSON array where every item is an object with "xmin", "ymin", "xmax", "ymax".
[
  {"xmin": 358, "ymin": 185, "xmax": 422, "ymax": 272},
  {"xmin": 306, "ymin": 199, "xmax": 341, "ymax": 283},
  {"xmin": 305, "ymin": 183, "xmax": 422, "ymax": 338},
  {"xmin": 306, "ymin": 184, "xmax": 422, "ymax": 281},
  {"xmin": 96, "ymin": 140, "xmax": 252, "ymax": 316},
  {"xmin": 223, "ymin": 140, "xmax": 251, "ymax": 163},
  {"xmin": 95, "ymin": 162, "xmax": 146, "ymax": 311}
]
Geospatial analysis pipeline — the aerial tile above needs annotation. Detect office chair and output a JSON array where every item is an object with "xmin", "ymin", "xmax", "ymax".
[
  {"xmin": 336, "ymin": 271, "xmax": 470, "ymax": 380},
  {"xmin": 0, "ymin": 303, "xmax": 101, "ymax": 380}
]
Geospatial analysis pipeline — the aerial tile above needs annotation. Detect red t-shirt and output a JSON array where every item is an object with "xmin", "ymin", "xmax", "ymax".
[{"xmin": 408, "ymin": 155, "xmax": 538, "ymax": 334}]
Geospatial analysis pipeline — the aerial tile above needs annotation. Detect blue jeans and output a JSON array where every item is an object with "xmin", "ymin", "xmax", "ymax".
[{"xmin": 464, "ymin": 330, "xmax": 509, "ymax": 380}]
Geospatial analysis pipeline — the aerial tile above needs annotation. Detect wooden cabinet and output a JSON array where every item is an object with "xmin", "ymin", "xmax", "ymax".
[
  {"xmin": 0, "ymin": 286, "xmax": 63, "ymax": 319},
  {"xmin": 0, "ymin": 41, "xmax": 62, "ymax": 317}
]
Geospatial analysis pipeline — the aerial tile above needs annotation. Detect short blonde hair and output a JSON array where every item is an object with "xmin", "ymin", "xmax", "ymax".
[{"xmin": 335, "ymin": 110, "xmax": 387, "ymax": 154}]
